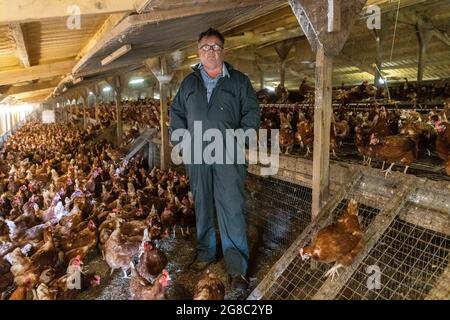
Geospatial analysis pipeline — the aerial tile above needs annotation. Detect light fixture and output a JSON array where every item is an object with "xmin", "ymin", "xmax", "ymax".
[
  {"xmin": 101, "ymin": 44, "xmax": 132, "ymax": 66},
  {"xmin": 103, "ymin": 87, "xmax": 111, "ymax": 92},
  {"xmin": 89, "ymin": 91, "xmax": 94, "ymax": 95},
  {"xmin": 129, "ymin": 78, "xmax": 145, "ymax": 85},
  {"xmin": 378, "ymin": 78, "xmax": 385, "ymax": 85},
  {"xmin": 265, "ymin": 86, "xmax": 275, "ymax": 92}
]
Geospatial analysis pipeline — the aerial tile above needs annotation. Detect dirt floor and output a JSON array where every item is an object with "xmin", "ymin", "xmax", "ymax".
[{"xmin": 76, "ymin": 229, "xmax": 281, "ymax": 300}]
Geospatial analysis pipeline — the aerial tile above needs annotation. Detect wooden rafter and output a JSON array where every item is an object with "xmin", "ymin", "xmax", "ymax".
[
  {"xmin": 8, "ymin": 23, "xmax": 30, "ymax": 68},
  {"xmin": 0, "ymin": 60, "xmax": 74, "ymax": 86},
  {"xmin": 0, "ymin": 79, "xmax": 61, "ymax": 96},
  {"xmin": 0, "ymin": 0, "xmax": 136, "ymax": 24},
  {"xmin": 72, "ymin": 0, "xmax": 277, "ymax": 76}
]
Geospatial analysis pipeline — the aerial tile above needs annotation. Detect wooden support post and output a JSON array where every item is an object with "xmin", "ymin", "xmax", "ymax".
[
  {"xmin": 280, "ymin": 60, "xmax": 286, "ymax": 88},
  {"xmin": 259, "ymin": 71, "xmax": 264, "ymax": 91},
  {"xmin": 289, "ymin": 0, "xmax": 366, "ymax": 218},
  {"xmin": 158, "ymin": 59, "xmax": 171, "ymax": 171},
  {"xmin": 373, "ymin": 29, "xmax": 382, "ymax": 87},
  {"xmin": 115, "ymin": 77, "xmax": 123, "ymax": 145},
  {"xmin": 416, "ymin": 28, "xmax": 432, "ymax": 83},
  {"xmin": 145, "ymin": 56, "xmax": 174, "ymax": 170},
  {"xmin": 81, "ymin": 91, "xmax": 88, "ymax": 130},
  {"xmin": 87, "ymin": 84, "xmax": 100, "ymax": 123},
  {"xmin": 106, "ymin": 76, "xmax": 124, "ymax": 145},
  {"xmin": 274, "ymin": 40, "xmax": 294, "ymax": 88},
  {"xmin": 327, "ymin": 0, "xmax": 341, "ymax": 33},
  {"xmin": 312, "ymin": 45, "xmax": 333, "ymax": 217},
  {"xmin": 94, "ymin": 84, "xmax": 100, "ymax": 123}
]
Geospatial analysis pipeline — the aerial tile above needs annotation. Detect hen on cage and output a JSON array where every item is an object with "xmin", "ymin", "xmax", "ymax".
[{"xmin": 299, "ymin": 199, "xmax": 364, "ymax": 280}]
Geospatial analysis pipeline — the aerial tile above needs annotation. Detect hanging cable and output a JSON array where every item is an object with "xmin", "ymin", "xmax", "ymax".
[{"xmin": 389, "ymin": 0, "xmax": 401, "ymax": 62}]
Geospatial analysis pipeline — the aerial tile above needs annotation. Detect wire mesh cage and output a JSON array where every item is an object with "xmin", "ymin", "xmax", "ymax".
[
  {"xmin": 252, "ymin": 171, "xmax": 391, "ymax": 300},
  {"xmin": 334, "ymin": 183, "xmax": 450, "ymax": 301},
  {"xmin": 245, "ymin": 173, "xmax": 312, "ymax": 250},
  {"xmin": 248, "ymin": 170, "xmax": 450, "ymax": 300},
  {"xmin": 149, "ymin": 140, "xmax": 161, "ymax": 169},
  {"xmin": 336, "ymin": 215, "xmax": 450, "ymax": 300}
]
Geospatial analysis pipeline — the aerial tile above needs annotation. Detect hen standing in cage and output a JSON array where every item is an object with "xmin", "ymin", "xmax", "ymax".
[{"xmin": 299, "ymin": 199, "xmax": 364, "ymax": 279}]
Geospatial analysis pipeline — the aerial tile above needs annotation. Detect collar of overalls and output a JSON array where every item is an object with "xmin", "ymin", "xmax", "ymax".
[{"xmin": 192, "ymin": 62, "xmax": 233, "ymax": 79}]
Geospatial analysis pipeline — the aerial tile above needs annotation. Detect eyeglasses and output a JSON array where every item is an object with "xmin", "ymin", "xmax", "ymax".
[{"xmin": 198, "ymin": 44, "xmax": 223, "ymax": 52}]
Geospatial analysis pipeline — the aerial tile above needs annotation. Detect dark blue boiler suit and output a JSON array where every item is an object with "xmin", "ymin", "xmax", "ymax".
[{"xmin": 169, "ymin": 62, "xmax": 260, "ymax": 276}]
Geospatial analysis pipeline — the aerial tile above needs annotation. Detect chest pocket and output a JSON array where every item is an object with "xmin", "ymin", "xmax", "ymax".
[
  {"xmin": 185, "ymin": 90, "xmax": 207, "ymax": 122},
  {"xmin": 212, "ymin": 88, "xmax": 240, "ymax": 126}
]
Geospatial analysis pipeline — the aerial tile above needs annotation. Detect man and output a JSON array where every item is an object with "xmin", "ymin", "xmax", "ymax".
[{"xmin": 169, "ymin": 28, "xmax": 260, "ymax": 291}]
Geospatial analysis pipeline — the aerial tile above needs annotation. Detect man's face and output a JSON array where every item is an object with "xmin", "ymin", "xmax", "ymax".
[{"xmin": 198, "ymin": 35, "xmax": 224, "ymax": 70}]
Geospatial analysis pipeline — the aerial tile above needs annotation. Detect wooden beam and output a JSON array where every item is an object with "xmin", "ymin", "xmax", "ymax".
[
  {"xmin": 431, "ymin": 29, "xmax": 450, "ymax": 47},
  {"xmin": 416, "ymin": 16, "xmax": 433, "ymax": 82},
  {"xmin": 327, "ymin": 0, "xmax": 341, "ymax": 33},
  {"xmin": 397, "ymin": 10, "xmax": 450, "ymax": 48},
  {"xmin": 80, "ymin": 89, "xmax": 89, "ymax": 129},
  {"xmin": 289, "ymin": 0, "xmax": 366, "ymax": 217},
  {"xmin": 0, "ymin": 60, "xmax": 74, "ymax": 86},
  {"xmin": 0, "ymin": 79, "xmax": 61, "ymax": 96},
  {"xmin": 0, "ymin": 0, "xmax": 136, "ymax": 24},
  {"xmin": 8, "ymin": 23, "xmax": 30, "ymax": 68},
  {"xmin": 289, "ymin": 0, "xmax": 366, "ymax": 56},
  {"xmin": 72, "ymin": 0, "xmax": 275, "ymax": 75},
  {"xmin": 274, "ymin": 40, "xmax": 295, "ymax": 87},
  {"xmin": 146, "ymin": 56, "xmax": 171, "ymax": 170},
  {"xmin": 10, "ymin": 87, "xmax": 55, "ymax": 100},
  {"xmin": 112, "ymin": 75, "xmax": 124, "ymax": 145},
  {"xmin": 75, "ymin": 13, "xmax": 129, "ymax": 62},
  {"xmin": 312, "ymin": 46, "xmax": 333, "ymax": 218}
]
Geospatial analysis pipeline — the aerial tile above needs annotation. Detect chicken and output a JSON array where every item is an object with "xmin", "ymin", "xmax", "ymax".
[
  {"xmin": 193, "ymin": 270, "xmax": 225, "ymax": 300},
  {"xmin": 49, "ymin": 256, "xmax": 101, "ymax": 299},
  {"xmin": 435, "ymin": 120, "xmax": 450, "ymax": 161},
  {"xmin": 294, "ymin": 112, "xmax": 314, "ymax": 156},
  {"xmin": 103, "ymin": 222, "xmax": 143, "ymax": 278},
  {"xmin": 137, "ymin": 238, "xmax": 168, "ymax": 281},
  {"xmin": 57, "ymin": 220, "xmax": 98, "ymax": 262},
  {"xmin": 4, "ymin": 247, "xmax": 40, "ymax": 287},
  {"xmin": 369, "ymin": 133, "xmax": 418, "ymax": 176},
  {"xmin": 179, "ymin": 196, "xmax": 195, "ymax": 237},
  {"xmin": 129, "ymin": 264, "xmax": 170, "ymax": 300},
  {"xmin": 161, "ymin": 206, "xmax": 178, "ymax": 238},
  {"xmin": 32, "ymin": 283, "xmax": 58, "ymax": 300},
  {"xmin": 279, "ymin": 112, "xmax": 294, "ymax": 154},
  {"xmin": 30, "ymin": 227, "xmax": 58, "ymax": 269},
  {"xmin": 445, "ymin": 159, "xmax": 450, "ymax": 176},
  {"xmin": 299, "ymin": 199, "xmax": 364, "ymax": 279},
  {"xmin": 9, "ymin": 285, "xmax": 33, "ymax": 300},
  {"xmin": 0, "ymin": 257, "xmax": 13, "ymax": 293}
]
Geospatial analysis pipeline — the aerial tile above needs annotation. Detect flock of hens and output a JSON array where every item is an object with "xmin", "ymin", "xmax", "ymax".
[
  {"xmin": 262, "ymin": 97, "xmax": 450, "ymax": 177},
  {"xmin": 1, "ymin": 78, "xmax": 449, "ymax": 300},
  {"xmin": 0, "ymin": 122, "xmax": 225, "ymax": 300}
]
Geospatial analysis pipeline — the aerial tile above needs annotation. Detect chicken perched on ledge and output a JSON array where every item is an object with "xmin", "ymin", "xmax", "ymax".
[
  {"xmin": 369, "ymin": 133, "xmax": 418, "ymax": 177},
  {"xmin": 299, "ymin": 199, "xmax": 364, "ymax": 279}
]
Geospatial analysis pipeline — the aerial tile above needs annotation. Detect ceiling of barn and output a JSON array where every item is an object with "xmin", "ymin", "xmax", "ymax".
[{"xmin": 0, "ymin": 0, "xmax": 448, "ymax": 104}]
